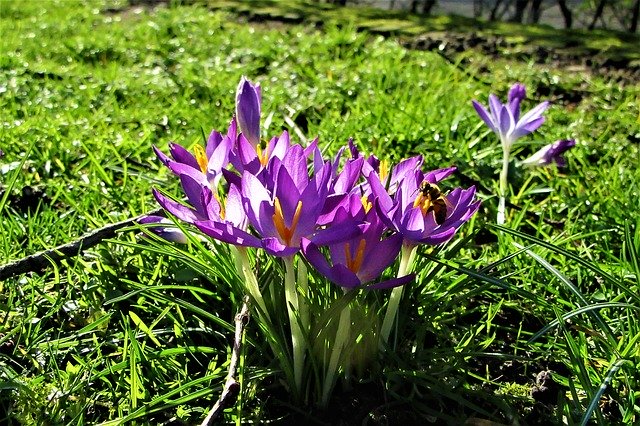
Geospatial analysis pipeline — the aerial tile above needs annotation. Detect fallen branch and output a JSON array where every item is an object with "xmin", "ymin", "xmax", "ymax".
[
  {"xmin": 0, "ymin": 207, "xmax": 162, "ymax": 281},
  {"xmin": 201, "ymin": 296, "xmax": 251, "ymax": 426}
]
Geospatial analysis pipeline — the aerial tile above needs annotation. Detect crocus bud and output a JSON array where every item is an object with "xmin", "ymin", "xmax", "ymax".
[
  {"xmin": 520, "ymin": 139, "xmax": 576, "ymax": 167},
  {"xmin": 508, "ymin": 83, "xmax": 526, "ymax": 120},
  {"xmin": 235, "ymin": 76, "xmax": 261, "ymax": 147}
]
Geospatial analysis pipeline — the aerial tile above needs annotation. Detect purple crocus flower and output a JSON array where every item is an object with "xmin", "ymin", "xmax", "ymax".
[
  {"xmin": 347, "ymin": 138, "xmax": 422, "ymax": 196},
  {"xmin": 302, "ymin": 194, "xmax": 413, "ymax": 289},
  {"xmin": 152, "ymin": 137, "xmax": 251, "ymax": 247},
  {"xmin": 230, "ymin": 130, "xmax": 292, "ymax": 176},
  {"xmin": 472, "ymin": 83, "xmax": 549, "ymax": 152},
  {"xmin": 236, "ymin": 76, "xmax": 261, "ymax": 147},
  {"xmin": 520, "ymin": 139, "xmax": 576, "ymax": 167},
  {"xmin": 152, "ymin": 134, "xmax": 234, "ymax": 226},
  {"xmin": 370, "ymin": 166, "xmax": 480, "ymax": 246},
  {"xmin": 196, "ymin": 144, "xmax": 357, "ymax": 257}
]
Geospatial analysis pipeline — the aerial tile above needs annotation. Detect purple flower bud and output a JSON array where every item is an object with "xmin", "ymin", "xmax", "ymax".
[
  {"xmin": 236, "ymin": 76, "xmax": 261, "ymax": 147},
  {"xmin": 520, "ymin": 139, "xmax": 576, "ymax": 167},
  {"xmin": 508, "ymin": 83, "xmax": 526, "ymax": 120},
  {"xmin": 138, "ymin": 215, "xmax": 189, "ymax": 244}
]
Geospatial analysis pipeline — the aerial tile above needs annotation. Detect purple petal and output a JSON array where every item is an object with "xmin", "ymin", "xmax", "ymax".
[
  {"xmin": 488, "ymin": 94, "xmax": 503, "ymax": 124},
  {"xmin": 153, "ymin": 145, "xmax": 172, "ymax": 167},
  {"xmin": 389, "ymin": 155, "xmax": 424, "ymax": 190},
  {"xmin": 169, "ymin": 143, "xmax": 199, "ymax": 170},
  {"xmin": 367, "ymin": 171, "xmax": 394, "ymax": 213},
  {"xmin": 195, "ymin": 220, "xmax": 262, "ymax": 248},
  {"xmin": 166, "ymin": 161, "xmax": 206, "ymax": 185},
  {"xmin": 519, "ymin": 101, "xmax": 549, "ymax": 126},
  {"xmin": 424, "ymin": 166, "xmax": 457, "ymax": 184},
  {"xmin": 507, "ymin": 83, "xmax": 526, "ymax": 120},
  {"xmin": 521, "ymin": 139, "xmax": 576, "ymax": 167},
  {"xmin": 367, "ymin": 274, "xmax": 415, "ymax": 289},
  {"xmin": 508, "ymin": 83, "xmax": 526, "ymax": 104},
  {"xmin": 241, "ymin": 172, "xmax": 276, "ymax": 237},
  {"xmin": 207, "ymin": 135, "xmax": 232, "ymax": 176},
  {"xmin": 472, "ymin": 100, "xmax": 497, "ymax": 132},
  {"xmin": 303, "ymin": 135, "xmax": 319, "ymax": 159},
  {"xmin": 333, "ymin": 157, "xmax": 363, "ymax": 193},
  {"xmin": 206, "ymin": 130, "xmax": 223, "ymax": 159},
  {"xmin": 418, "ymin": 227, "xmax": 457, "ymax": 245},
  {"xmin": 358, "ymin": 233, "xmax": 403, "ymax": 282},
  {"xmin": 513, "ymin": 117, "xmax": 545, "ymax": 139},
  {"xmin": 153, "ymin": 189, "xmax": 201, "ymax": 223},
  {"xmin": 274, "ymin": 167, "xmax": 302, "ymax": 225},
  {"xmin": 235, "ymin": 134, "xmax": 259, "ymax": 173},
  {"xmin": 224, "ymin": 183, "xmax": 247, "ymax": 228},
  {"xmin": 347, "ymin": 138, "xmax": 359, "ymax": 159},
  {"xmin": 269, "ymin": 131, "xmax": 291, "ymax": 162},
  {"xmin": 236, "ymin": 76, "xmax": 261, "ymax": 147},
  {"xmin": 262, "ymin": 237, "xmax": 299, "ymax": 257},
  {"xmin": 310, "ymin": 220, "xmax": 361, "ymax": 246},
  {"xmin": 281, "ymin": 144, "xmax": 307, "ymax": 190},
  {"xmin": 179, "ymin": 173, "xmax": 208, "ymax": 215},
  {"xmin": 498, "ymin": 104, "xmax": 515, "ymax": 141},
  {"xmin": 301, "ymin": 238, "xmax": 340, "ymax": 282}
]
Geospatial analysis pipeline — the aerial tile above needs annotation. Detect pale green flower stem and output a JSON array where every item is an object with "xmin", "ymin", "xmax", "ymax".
[
  {"xmin": 234, "ymin": 246, "xmax": 269, "ymax": 321},
  {"xmin": 284, "ymin": 255, "xmax": 305, "ymax": 393},
  {"xmin": 379, "ymin": 242, "xmax": 417, "ymax": 349},
  {"xmin": 498, "ymin": 141, "xmax": 511, "ymax": 225},
  {"xmin": 321, "ymin": 293, "xmax": 351, "ymax": 406}
]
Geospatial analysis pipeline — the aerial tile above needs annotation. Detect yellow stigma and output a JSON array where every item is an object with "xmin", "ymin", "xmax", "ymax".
[
  {"xmin": 344, "ymin": 239, "xmax": 366, "ymax": 274},
  {"xmin": 272, "ymin": 197, "xmax": 303, "ymax": 246},
  {"xmin": 255, "ymin": 144, "xmax": 270, "ymax": 167},
  {"xmin": 193, "ymin": 145, "xmax": 208, "ymax": 174},
  {"xmin": 360, "ymin": 195, "xmax": 373, "ymax": 213}
]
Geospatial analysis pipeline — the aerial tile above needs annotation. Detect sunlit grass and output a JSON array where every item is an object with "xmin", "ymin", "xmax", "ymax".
[{"xmin": 1, "ymin": 0, "xmax": 639, "ymax": 424}]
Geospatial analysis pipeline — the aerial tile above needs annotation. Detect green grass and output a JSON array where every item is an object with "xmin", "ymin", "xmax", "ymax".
[{"xmin": 1, "ymin": 0, "xmax": 639, "ymax": 424}]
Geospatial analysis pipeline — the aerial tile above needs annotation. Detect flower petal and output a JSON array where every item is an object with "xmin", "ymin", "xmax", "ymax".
[
  {"xmin": 153, "ymin": 188, "xmax": 201, "ymax": 223},
  {"xmin": 358, "ymin": 233, "xmax": 403, "ymax": 283},
  {"xmin": 472, "ymin": 100, "xmax": 497, "ymax": 132},
  {"xmin": 195, "ymin": 220, "xmax": 262, "ymax": 248},
  {"xmin": 169, "ymin": 142, "xmax": 199, "ymax": 169},
  {"xmin": 236, "ymin": 76, "xmax": 261, "ymax": 147},
  {"xmin": 367, "ymin": 273, "xmax": 415, "ymax": 289}
]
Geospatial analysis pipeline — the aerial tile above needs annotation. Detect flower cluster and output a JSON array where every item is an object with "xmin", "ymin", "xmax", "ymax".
[
  {"xmin": 148, "ymin": 77, "xmax": 481, "ymax": 404},
  {"xmin": 151, "ymin": 77, "xmax": 480, "ymax": 290}
]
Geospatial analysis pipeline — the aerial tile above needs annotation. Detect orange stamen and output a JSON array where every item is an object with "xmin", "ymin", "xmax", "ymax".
[
  {"xmin": 360, "ymin": 195, "xmax": 373, "ymax": 213},
  {"xmin": 379, "ymin": 160, "xmax": 389, "ymax": 184},
  {"xmin": 214, "ymin": 193, "xmax": 226, "ymax": 220},
  {"xmin": 272, "ymin": 197, "xmax": 303, "ymax": 246},
  {"xmin": 256, "ymin": 144, "xmax": 269, "ymax": 167},
  {"xmin": 193, "ymin": 145, "xmax": 208, "ymax": 174},
  {"xmin": 344, "ymin": 239, "xmax": 367, "ymax": 273}
]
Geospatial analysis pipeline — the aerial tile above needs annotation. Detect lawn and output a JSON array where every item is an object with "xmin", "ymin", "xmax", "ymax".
[{"xmin": 1, "ymin": 0, "xmax": 639, "ymax": 424}]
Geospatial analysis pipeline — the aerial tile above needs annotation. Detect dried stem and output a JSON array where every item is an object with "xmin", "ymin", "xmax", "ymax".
[
  {"xmin": 0, "ymin": 208, "xmax": 162, "ymax": 281},
  {"xmin": 200, "ymin": 296, "xmax": 251, "ymax": 426}
]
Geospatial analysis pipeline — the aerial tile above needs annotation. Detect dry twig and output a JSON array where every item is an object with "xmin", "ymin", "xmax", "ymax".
[
  {"xmin": 0, "ymin": 208, "xmax": 162, "ymax": 281},
  {"xmin": 200, "ymin": 296, "xmax": 251, "ymax": 426}
]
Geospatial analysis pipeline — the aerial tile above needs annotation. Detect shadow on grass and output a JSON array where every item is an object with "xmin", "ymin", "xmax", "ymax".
[{"xmin": 204, "ymin": 0, "xmax": 639, "ymax": 61}]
